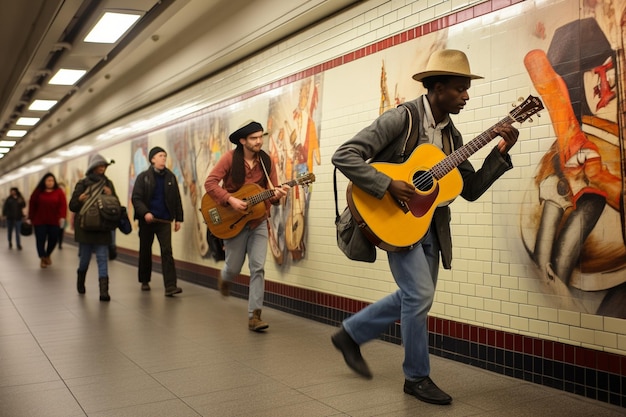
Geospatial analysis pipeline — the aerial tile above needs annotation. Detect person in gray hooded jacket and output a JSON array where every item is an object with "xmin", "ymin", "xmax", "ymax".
[{"xmin": 69, "ymin": 153, "xmax": 118, "ymax": 301}]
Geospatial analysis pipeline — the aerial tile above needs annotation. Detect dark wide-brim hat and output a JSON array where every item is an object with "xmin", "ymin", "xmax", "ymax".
[
  {"xmin": 228, "ymin": 120, "xmax": 264, "ymax": 144},
  {"xmin": 412, "ymin": 49, "xmax": 483, "ymax": 82}
]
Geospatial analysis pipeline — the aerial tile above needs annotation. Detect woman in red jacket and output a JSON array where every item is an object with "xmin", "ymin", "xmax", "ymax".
[{"xmin": 28, "ymin": 172, "xmax": 67, "ymax": 268}]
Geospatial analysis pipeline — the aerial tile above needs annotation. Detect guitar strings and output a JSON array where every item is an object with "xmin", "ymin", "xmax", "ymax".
[{"xmin": 411, "ymin": 115, "xmax": 514, "ymax": 191}]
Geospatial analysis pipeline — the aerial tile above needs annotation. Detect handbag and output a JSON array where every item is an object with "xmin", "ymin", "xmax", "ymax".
[
  {"xmin": 20, "ymin": 221, "xmax": 33, "ymax": 236},
  {"xmin": 118, "ymin": 206, "xmax": 132, "ymax": 235},
  {"xmin": 333, "ymin": 167, "xmax": 376, "ymax": 263},
  {"xmin": 79, "ymin": 180, "xmax": 122, "ymax": 232}
]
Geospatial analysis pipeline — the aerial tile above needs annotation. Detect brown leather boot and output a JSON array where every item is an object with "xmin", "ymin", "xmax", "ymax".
[{"xmin": 248, "ymin": 309, "xmax": 268, "ymax": 332}]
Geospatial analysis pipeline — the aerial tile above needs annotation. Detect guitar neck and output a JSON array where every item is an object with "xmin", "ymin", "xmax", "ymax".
[
  {"xmin": 245, "ymin": 178, "xmax": 303, "ymax": 205},
  {"xmin": 431, "ymin": 115, "xmax": 515, "ymax": 179}
]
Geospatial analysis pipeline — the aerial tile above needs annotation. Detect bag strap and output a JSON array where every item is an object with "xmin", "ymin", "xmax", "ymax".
[
  {"xmin": 334, "ymin": 102, "xmax": 419, "ymax": 220},
  {"xmin": 333, "ymin": 167, "xmax": 340, "ymax": 220},
  {"xmin": 79, "ymin": 179, "xmax": 106, "ymax": 216},
  {"xmin": 398, "ymin": 101, "xmax": 420, "ymax": 160}
]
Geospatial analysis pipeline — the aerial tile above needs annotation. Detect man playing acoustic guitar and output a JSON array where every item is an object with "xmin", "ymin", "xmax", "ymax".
[
  {"xmin": 331, "ymin": 49, "xmax": 519, "ymax": 405},
  {"xmin": 204, "ymin": 120, "xmax": 288, "ymax": 331}
]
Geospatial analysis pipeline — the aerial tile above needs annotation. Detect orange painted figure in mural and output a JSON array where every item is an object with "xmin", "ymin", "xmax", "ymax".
[{"xmin": 522, "ymin": 18, "xmax": 626, "ymax": 318}]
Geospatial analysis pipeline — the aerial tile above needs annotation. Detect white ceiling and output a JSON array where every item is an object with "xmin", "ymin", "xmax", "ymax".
[{"xmin": 0, "ymin": 0, "xmax": 360, "ymax": 178}]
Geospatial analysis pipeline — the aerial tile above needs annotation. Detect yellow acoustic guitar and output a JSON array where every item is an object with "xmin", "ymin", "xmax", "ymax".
[
  {"xmin": 347, "ymin": 95, "xmax": 543, "ymax": 252},
  {"xmin": 201, "ymin": 173, "xmax": 315, "ymax": 239}
]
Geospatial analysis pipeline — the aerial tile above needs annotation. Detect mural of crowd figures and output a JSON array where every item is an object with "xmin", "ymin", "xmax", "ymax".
[
  {"xmin": 126, "ymin": 75, "xmax": 323, "ymax": 266},
  {"xmin": 266, "ymin": 75, "xmax": 322, "ymax": 264},
  {"xmin": 521, "ymin": 13, "xmax": 626, "ymax": 319}
]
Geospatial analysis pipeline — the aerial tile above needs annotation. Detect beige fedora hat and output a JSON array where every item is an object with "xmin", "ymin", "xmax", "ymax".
[{"xmin": 412, "ymin": 49, "xmax": 483, "ymax": 82}]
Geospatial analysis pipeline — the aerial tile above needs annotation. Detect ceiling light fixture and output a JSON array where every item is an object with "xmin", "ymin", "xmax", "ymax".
[
  {"xmin": 0, "ymin": 141, "xmax": 17, "ymax": 147},
  {"xmin": 29, "ymin": 100, "xmax": 58, "ymax": 111},
  {"xmin": 0, "ymin": 148, "xmax": 12, "ymax": 153},
  {"xmin": 49, "ymin": 68, "xmax": 87, "ymax": 85},
  {"xmin": 16, "ymin": 117, "xmax": 40, "ymax": 126},
  {"xmin": 6, "ymin": 130, "xmax": 27, "ymax": 138},
  {"xmin": 84, "ymin": 12, "xmax": 142, "ymax": 44}
]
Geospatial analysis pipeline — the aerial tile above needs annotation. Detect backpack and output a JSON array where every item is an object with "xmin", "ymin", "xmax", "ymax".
[
  {"xmin": 332, "ymin": 102, "xmax": 426, "ymax": 262},
  {"xmin": 80, "ymin": 180, "xmax": 122, "ymax": 232}
]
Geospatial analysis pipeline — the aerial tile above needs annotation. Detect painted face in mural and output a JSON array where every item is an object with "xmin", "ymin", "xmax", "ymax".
[{"xmin": 434, "ymin": 76, "xmax": 471, "ymax": 116}]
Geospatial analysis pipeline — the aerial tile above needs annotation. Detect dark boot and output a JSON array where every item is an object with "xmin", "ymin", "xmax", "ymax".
[
  {"xmin": 99, "ymin": 277, "xmax": 110, "ymax": 302},
  {"xmin": 77, "ymin": 270, "xmax": 87, "ymax": 294}
]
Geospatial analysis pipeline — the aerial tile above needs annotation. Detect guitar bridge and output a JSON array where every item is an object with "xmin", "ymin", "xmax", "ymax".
[{"xmin": 208, "ymin": 208, "xmax": 222, "ymax": 225}]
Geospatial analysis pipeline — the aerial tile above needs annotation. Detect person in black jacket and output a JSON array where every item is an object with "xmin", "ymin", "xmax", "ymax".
[
  {"xmin": 69, "ymin": 154, "xmax": 118, "ymax": 301},
  {"xmin": 131, "ymin": 146, "xmax": 184, "ymax": 296},
  {"xmin": 2, "ymin": 187, "xmax": 26, "ymax": 250}
]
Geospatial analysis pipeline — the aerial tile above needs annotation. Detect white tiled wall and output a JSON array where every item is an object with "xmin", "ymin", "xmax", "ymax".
[{"xmin": 5, "ymin": 0, "xmax": 626, "ymax": 357}]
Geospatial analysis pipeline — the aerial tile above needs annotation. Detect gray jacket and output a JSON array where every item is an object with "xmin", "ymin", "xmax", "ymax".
[
  {"xmin": 69, "ymin": 174, "xmax": 117, "ymax": 245},
  {"xmin": 332, "ymin": 96, "xmax": 512, "ymax": 269}
]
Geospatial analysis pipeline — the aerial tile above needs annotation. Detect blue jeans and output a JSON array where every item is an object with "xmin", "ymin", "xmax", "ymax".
[
  {"xmin": 7, "ymin": 219, "xmax": 22, "ymax": 246},
  {"xmin": 78, "ymin": 243, "xmax": 109, "ymax": 277},
  {"xmin": 343, "ymin": 229, "xmax": 440, "ymax": 380},
  {"xmin": 222, "ymin": 223, "xmax": 268, "ymax": 315},
  {"xmin": 34, "ymin": 224, "xmax": 60, "ymax": 258}
]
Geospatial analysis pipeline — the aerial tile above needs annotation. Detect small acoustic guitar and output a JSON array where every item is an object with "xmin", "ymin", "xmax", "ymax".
[
  {"xmin": 347, "ymin": 95, "xmax": 544, "ymax": 252},
  {"xmin": 201, "ymin": 173, "xmax": 315, "ymax": 239}
]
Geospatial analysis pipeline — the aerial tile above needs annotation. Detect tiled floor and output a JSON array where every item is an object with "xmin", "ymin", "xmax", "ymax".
[{"xmin": 1, "ymin": 238, "xmax": 625, "ymax": 417}]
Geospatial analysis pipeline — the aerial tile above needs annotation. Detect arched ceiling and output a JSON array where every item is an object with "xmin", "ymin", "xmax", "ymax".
[{"xmin": 0, "ymin": 0, "xmax": 360, "ymax": 178}]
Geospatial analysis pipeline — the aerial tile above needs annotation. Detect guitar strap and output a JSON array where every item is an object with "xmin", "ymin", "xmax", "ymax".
[{"xmin": 259, "ymin": 156, "xmax": 274, "ymax": 190}]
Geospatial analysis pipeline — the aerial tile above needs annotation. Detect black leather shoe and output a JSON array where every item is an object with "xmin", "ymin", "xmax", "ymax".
[
  {"xmin": 165, "ymin": 287, "xmax": 183, "ymax": 296},
  {"xmin": 404, "ymin": 377, "xmax": 452, "ymax": 405},
  {"xmin": 331, "ymin": 326, "xmax": 372, "ymax": 379}
]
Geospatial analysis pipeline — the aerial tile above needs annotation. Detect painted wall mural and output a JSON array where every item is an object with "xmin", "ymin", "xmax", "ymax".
[
  {"xmin": 520, "ymin": 13, "xmax": 626, "ymax": 318},
  {"xmin": 4, "ymin": 0, "xmax": 626, "ymax": 325},
  {"xmin": 120, "ymin": 75, "xmax": 324, "ymax": 266}
]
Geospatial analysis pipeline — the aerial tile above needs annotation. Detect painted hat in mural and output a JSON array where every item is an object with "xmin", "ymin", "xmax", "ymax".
[
  {"xmin": 228, "ymin": 120, "xmax": 264, "ymax": 144},
  {"xmin": 412, "ymin": 49, "xmax": 483, "ymax": 82},
  {"xmin": 87, "ymin": 153, "xmax": 114, "ymax": 173},
  {"xmin": 547, "ymin": 18, "xmax": 614, "ymax": 124}
]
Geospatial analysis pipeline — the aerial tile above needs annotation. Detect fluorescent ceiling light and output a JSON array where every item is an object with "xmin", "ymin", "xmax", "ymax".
[
  {"xmin": 58, "ymin": 145, "xmax": 93, "ymax": 156},
  {"xmin": 6, "ymin": 130, "xmax": 27, "ymax": 138},
  {"xmin": 0, "ymin": 154, "xmax": 4, "ymax": 159},
  {"xmin": 16, "ymin": 117, "xmax": 40, "ymax": 126},
  {"xmin": 29, "ymin": 100, "xmax": 58, "ymax": 111},
  {"xmin": 0, "ymin": 148, "xmax": 11, "ymax": 153},
  {"xmin": 49, "ymin": 69, "xmax": 87, "ymax": 85},
  {"xmin": 84, "ymin": 12, "xmax": 141, "ymax": 43},
  {"xmin": 0, "ymin": 141, "xmax": 17, "ymax": 147}
]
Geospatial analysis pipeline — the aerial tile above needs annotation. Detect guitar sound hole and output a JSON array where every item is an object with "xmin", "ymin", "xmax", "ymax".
[{"xmin": 413, "ymin": 170, "xmax": 434, "ymax": 192}]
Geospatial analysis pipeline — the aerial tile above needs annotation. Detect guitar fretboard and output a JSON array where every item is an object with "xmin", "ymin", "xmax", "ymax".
[
  {"xmin": 243, "ymin": 177, "xmax": 310, "ymax": 205},
  {"xmin": 246, "ymin": 189, "xmax": 275, "ymax": 205},
  {"xmin": 431, "ymin": 115, "xmax": 515, "ymax": 180}
]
